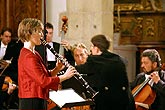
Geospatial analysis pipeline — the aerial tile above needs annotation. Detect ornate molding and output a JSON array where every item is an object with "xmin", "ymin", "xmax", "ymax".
[{"xmin": 114, "ymin": 0, "xmax": 162, "ymax": 12}]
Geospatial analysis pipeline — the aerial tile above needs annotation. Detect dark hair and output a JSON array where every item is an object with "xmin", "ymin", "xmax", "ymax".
[
  {"xmin": 45, "ymin": 22, "xmax": 53, "ymax": 29},
  {"xmin": 91, "ymin": 34, "xmax": 110, "ymax": 52},
  {"xmin": 141, "ymin": 49, "xmax": 162, "ymax": 67},
  {"xmin": 1, "ymin": 27, "xmax": 12, "ymax": 35}
]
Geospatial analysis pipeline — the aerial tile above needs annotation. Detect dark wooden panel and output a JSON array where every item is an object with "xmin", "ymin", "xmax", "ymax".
[
  {"xmin": 0, "ymin": 0, "xmax": 7, "ymax": 31},
  {"xmin": 0, "ymin": 0, "xmax": 42, "ymax": 39}
]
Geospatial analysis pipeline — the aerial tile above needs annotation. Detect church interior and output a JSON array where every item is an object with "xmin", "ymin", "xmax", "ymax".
[{"xmin": 0, "ymin": 0, "xmax": 165, "ymax": 109}]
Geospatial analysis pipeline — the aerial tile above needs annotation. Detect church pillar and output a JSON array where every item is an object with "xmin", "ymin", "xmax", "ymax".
[{"xmin": 65, "ymin": 0, "xmax": 114, "ymax": 50}]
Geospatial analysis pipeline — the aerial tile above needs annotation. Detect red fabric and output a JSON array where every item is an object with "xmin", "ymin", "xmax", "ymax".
[{"xmin": 18, "ymin": 48, "xmax": 60, "ymax": 99}]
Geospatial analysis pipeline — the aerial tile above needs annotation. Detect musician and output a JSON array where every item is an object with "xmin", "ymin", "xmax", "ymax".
[
  {"xmin": 0, "ymin": 27, "xmax": 15, "ymax": 72},
  {"xmin": 0, "ymin": 27, "xmax": 12, "ymax": 60},
  {"xmin": 2, "ymin": 40, "xmax": 24, "ymax": 109},
  {"xmin": 75, "ymin": 34, "xmax": 135, "ymax": 110},
  {"xmin": 0, "ymin": 27, "xmax": 18, "ymax": 109},
  {"xmin": 71, "ymin": 43, "xmax": 89, "ymax": 65},
  {"xmin": 0, "ymin": 26, "xmax": 18, "ymax": 85},
  {"xmin": 62, "ymin": 43, "xmax": 90, "ymax": 98},
  {"xmin": 17, "ymin": 18, "xmax": 76, "ymax": 109},
  {"xmin": 35, "ymin": 22, "xmax": 74, "ymax": 69},
  {"xmin": 130, "ymin": 49, "xmax": 165, "ymax": 110},
  {"xmin": 0, "ymin": 75, "xmax": 16, "ymax": 109}
]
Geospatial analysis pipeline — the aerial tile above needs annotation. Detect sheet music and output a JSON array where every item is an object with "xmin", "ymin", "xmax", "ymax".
[{"xmin": 49, "ymin": 88, "xmax": 86, "ymax": 108}]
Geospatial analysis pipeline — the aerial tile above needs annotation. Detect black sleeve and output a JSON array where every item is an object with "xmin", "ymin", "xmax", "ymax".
[
  {"xmin": 0, "ymin": 75, "xmax": 5, "ymax": 90},
  {"xmin": 64, "ymin": 49, "xmax": 75, "ymax": 66}
]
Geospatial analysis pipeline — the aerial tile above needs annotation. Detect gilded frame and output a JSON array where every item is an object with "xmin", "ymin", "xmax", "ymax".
[
  {"xmin": 114, "ymin": 0, "xmax": 143, "ymax": 12},
  {"xmin": 114, "ymin": 0, "xmax": 162, "ymax": 12}
]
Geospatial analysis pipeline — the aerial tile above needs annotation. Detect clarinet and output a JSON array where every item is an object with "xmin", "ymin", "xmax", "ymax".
[{"xmin": 40, "ymin": 38, "xmax": 98, "ymax": 99}]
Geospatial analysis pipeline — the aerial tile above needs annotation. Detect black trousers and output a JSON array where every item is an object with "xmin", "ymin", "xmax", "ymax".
[{"xmin": 19, "ymin": 98, "xmax": 47, "ymax": 110}]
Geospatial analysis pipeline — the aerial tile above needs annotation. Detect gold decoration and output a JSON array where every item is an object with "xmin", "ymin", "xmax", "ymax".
[
  {"xmin": 114, "ymin": 0, "xmax": 162, "ymax": 12},
  {"xmin": 145, "ymin": 18, "xmax": 155, "ymax": 38}
]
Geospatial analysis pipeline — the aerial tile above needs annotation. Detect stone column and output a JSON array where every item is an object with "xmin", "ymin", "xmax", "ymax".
[{"xmin": 64, "ymin": 0, "xmax": 114, "ymax": 50}]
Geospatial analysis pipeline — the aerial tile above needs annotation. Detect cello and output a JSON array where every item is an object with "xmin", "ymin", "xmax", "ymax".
[
  {"xmin": 0, "ymin": 57, "xmax": 18, "ymax": 91},
  {"xmin": 132, "ymin": 76, "xmax": 156, "ymax": 110}
]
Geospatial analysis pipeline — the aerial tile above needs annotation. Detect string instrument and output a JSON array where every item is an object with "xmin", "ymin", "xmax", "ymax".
[
  {"xmin": 132, "ymin": 77, "xmax": 156, "ymax": 110},
  {"xmin": 59, "ymin": 16, "xmax": 68, "ymax": 55},
  {"xmin": 0, "ymin": 58, "xmax": 13, "ymax": 76},
  {"xmin": 0, "ymin": 57, "xmax": 18, "ymax": 91},
  {"xmin": 2, "ymin": 76, "xmax": 18, "ymax": 91}
]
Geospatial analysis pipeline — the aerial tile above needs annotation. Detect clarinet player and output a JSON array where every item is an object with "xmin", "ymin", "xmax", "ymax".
[{"xmin": 17, "ymin": 18, "xmax": 76, "ymax": 109}]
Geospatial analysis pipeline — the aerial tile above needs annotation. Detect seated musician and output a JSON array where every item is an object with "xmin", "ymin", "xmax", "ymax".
[
  {"xmin": 130, "ymin": 49, "xmax": 165, "ymax": 110},
  {"xmin": 0, "ymin": 75, "xmax": 16, "ymax": 109},
  {"xmin": 62, "ymin": 43, "xmax": 90, "ymax": 98},
  {"xmin": 0, "ymin": 27, "xmax": 19, "ymax": 109},
  {"xmin": 35, "ymin": 22, "xmax": 74, "ymax": 70}
]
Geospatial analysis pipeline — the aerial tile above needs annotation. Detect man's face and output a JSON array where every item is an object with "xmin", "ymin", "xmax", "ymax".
[
  {"xmin": 90, "ymin": 44, "xmax": 98, "ymax": 55},
  {"xmin": 141, "ymin": 57, "xmax": 157, "ymax": 74},
  {"xmin": 1, "ymin": 31, "xmax": 11, "ymax": 45},
  {"xmin": 73, "ymin": 48, "xmax": 88, "ymax": 65},
  {"xmin": 46, "ymin": 28, "xmax": 53, "ymax": 43}
]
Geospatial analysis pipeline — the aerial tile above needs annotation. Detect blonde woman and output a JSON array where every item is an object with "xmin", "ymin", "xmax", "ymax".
[{"xmin": 18, "ymin": 18, "xmax": 75, "ymax": 109}]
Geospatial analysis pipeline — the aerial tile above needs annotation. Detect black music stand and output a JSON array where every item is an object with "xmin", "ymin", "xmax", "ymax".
[{"xmin": 49, "ymin": 88, "xmax": 95, "ymax": 108}]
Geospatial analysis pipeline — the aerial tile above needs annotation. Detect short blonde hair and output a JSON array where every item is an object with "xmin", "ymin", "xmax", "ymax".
[
  {"xmin": 18, "ymin": 18, "xmax": 43, "ymax": 42},
  {"xmin": 71, "ymin": 43, "xmax": 89, "ymax": 55}
]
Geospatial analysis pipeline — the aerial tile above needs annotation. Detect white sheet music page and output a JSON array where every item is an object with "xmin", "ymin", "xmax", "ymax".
[{"xmin": 49, "ymin": 88, "xmax": 85, "ymax": 108}]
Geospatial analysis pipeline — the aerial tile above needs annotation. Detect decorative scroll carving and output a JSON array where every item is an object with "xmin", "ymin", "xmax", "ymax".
[
  {"xmin": 145, "ymin": 18, "xmax": 155, "ymax": 38},
  {"xmin": 114, "ymin": 0, "xmax": 164, "ymax": 45},
  {"xmin": 114, "ymin": 0, "xmax": 165, "ymax": 75},
  {"xmin": 115, "ymin": 13, "xmax": 165, "ymax": 45},
  {"xmin": 142, "ymin": 0, "xmax": 162, "ymax": 11},
  {"xmin": 114, "ymin": 0, "xmax": 162, "ymax": 11},
  {"xmin": 134, "ymin": 17, "xmax": 143, "ymax": 37},
  {"xmin": 114, "ymin": 3, "xmax": 144, "ymax": 12}
]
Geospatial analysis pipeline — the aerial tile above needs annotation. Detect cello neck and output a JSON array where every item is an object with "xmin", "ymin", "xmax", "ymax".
[
  {"xmin": 59, "ymin": 30, "xmax": 65, "ymax": 55},
  {"xmin": 132, "ymin": 77, "xmax": 151, "ymax": 97},
  {"xmin": 59, "ymin": 16, "xmax": 68, "ymax": 56}
]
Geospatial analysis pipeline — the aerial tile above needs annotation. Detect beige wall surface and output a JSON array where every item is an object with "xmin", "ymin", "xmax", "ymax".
[
  {"xmin": 46, "ymin": 0, "xmax": 136, "ymax": 81},
  {"xmin": 46, "ymin": 0, "xmax": 113, "ymax": 50}
]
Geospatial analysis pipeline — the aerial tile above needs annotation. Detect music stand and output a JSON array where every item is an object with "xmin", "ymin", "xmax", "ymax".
[{"xmin": 49, "ymin": 88, "xmax": 95, "ymax": 108}]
